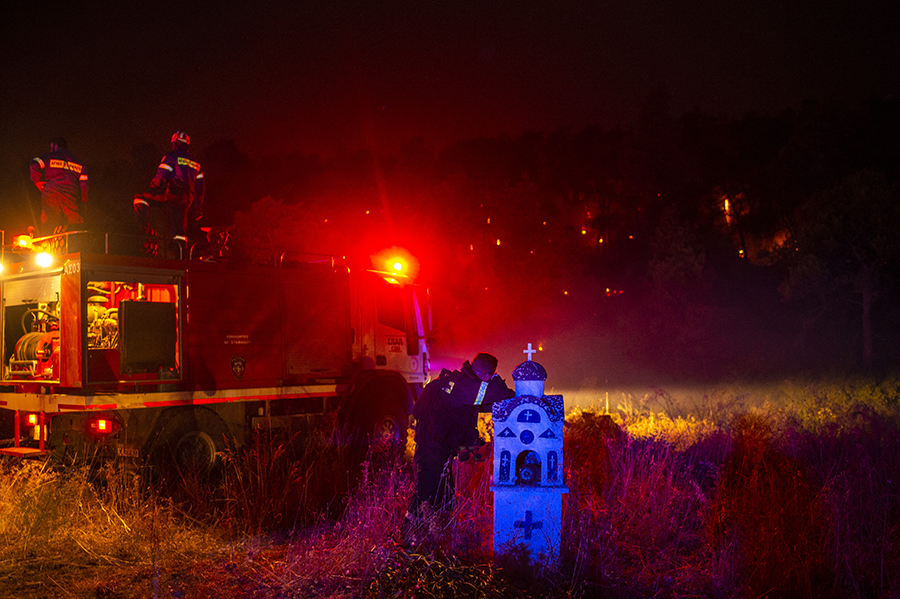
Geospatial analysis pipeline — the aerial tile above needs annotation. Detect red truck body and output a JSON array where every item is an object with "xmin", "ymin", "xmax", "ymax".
[{"xmin": 0, "ymin": 239, "xmax": 430, "ymax": 468}]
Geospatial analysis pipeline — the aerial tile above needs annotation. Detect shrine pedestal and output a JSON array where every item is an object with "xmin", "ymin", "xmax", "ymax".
[{"xmin": 492, "ymin": 485, "xmax": 565, "ymax": 561}]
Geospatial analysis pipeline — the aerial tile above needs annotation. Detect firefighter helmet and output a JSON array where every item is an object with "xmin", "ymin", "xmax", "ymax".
[{"xmin": 170, "ymin": 131, "xmax": 191, "ymax": 146}]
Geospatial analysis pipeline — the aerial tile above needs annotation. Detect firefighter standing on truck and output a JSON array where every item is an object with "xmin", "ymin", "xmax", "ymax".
[
  {"xmin": 30, "ymin": 137, "xmax": 89, "ymax": 235},
  {"xmin": 134, "ymin": 131, "xmax": 204, "ymax": 257},
  {"xmin": 406, "ymin": 353, "xmax": 514, "ymax": 532}
]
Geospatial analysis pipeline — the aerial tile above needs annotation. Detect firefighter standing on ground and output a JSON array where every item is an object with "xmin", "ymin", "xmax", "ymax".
[
  {"xmin": 30, "ymin": 137, "xmax": 89, "ymax": 235},
  {"xmin": 134, "ymin": 131, "xmax": 204, "ymax": 255},
  {"xmin": 409, "ymin": 353, "xmax": 514, "ymax": 520}
]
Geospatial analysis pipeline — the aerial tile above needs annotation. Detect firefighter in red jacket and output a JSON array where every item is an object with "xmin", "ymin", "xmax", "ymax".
[
  {"xmin": 30, "ymin": 137, "xmax": 89, "ymax": 235},
  {"xmin": 134, "ymin": 131, "xmax": 204, "ymax": 256}
]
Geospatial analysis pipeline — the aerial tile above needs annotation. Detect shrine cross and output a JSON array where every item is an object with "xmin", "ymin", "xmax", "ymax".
[
  {"xmin": 514, "ymin": 510, "xmax": 544, "ymax": 540},
  {"xmin": 523, "ymin": 343, "xmax": 537, "ymax": 361}
]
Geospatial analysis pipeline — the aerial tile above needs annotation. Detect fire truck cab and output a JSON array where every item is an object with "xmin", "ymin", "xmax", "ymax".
[{"xmin": 0, "ymin": 232, "xmax": 431, "ymax": 471}]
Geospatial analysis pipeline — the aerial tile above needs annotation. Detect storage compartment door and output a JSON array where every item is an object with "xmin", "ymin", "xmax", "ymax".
[
  {"xmin": 119, "ymin": 301, "xmax": 177, "ymax": 374},
  {"xmin": 281, "ymin": 268, "xmax": 352, "ymax": 379}
]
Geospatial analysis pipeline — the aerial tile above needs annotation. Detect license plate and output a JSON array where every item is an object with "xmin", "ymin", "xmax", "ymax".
[{"xmin": 116, "ymin": 444, "xmax": 140, "ymax": 458}]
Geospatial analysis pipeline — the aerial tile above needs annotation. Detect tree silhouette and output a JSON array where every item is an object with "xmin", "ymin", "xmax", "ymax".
[{"xmin": 780, "ymin": 169, "xmax": 900, "ymax": 370}]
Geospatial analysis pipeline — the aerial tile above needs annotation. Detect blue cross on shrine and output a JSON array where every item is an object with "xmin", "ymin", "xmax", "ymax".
[
  {"xmin": 514, "ymin": 510, "xmax": 544, "ymax": 540},
  {"xmin": 523, "ymin": 343, "xmax": 537, "ymax": 361}
]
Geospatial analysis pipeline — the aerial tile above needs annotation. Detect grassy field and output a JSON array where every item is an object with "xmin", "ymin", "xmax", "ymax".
[{"xmin": 0, "ymin": 376, "xmax": 897, "ymax": 598}]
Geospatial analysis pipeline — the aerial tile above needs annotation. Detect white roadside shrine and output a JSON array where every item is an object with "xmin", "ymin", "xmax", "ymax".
[{"xmin": 491, "ymin": 352, "xmax": 567, "ymax": 563}]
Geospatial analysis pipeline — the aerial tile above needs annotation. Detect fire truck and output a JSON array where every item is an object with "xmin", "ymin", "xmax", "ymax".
[{"xmin": 0, "ymin": 231, "xmax": 431, "ymax": 471}]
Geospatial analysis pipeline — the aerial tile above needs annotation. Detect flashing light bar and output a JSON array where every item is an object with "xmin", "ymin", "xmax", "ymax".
[{"xmin": 13, "ymin": 235, "xmax": 33, "ymax": 250}]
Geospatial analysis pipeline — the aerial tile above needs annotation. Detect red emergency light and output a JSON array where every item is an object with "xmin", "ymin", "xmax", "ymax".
[
  {"xmin": 13, "ymin": 235, "xmax": 33, "ymax": 250},
  {"xmin": 19, "ymin": 412, "xmax": 47, "ymax": 444},
  {"xmin": 372, "ymin": 246, "xmax": 419, "ymax": 281},
  {"xmin": 88, "ymin": 418, "xmax": 116, "ymax": 435}
]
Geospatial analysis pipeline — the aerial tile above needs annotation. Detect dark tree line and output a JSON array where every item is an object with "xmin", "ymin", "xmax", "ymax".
[{"xmin": 5, "ymin": 94, "xmax": 899, "ymax": 381}]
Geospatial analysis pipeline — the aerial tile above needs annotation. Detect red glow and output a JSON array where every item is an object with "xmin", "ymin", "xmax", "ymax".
[
  {"xmin": 372, "ymin": 246, "xmax": 419, "ymax": 280},
  {"xmin": 90, "ymin": 418, "xmax": 114, "ymax": 434}
]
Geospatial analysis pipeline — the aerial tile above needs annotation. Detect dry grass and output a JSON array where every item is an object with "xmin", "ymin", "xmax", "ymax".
[
  {"xmin": 0, "ymin": 459, "xmax": 224, "ymax": 598},
  {"xmin": 0, "ymin": 376, "xmax": 897, "ymax": 598}
]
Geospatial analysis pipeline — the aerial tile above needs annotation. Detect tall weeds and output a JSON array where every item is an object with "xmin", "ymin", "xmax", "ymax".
[
  {"xmin": 217, "ymin": 426, "xmax": 357, "ymax": 535},
  {"xmin": 0, "ymin": 377, "xmax": 896, "ymax": 598},
  {"xmin": 0, "ymin": 458, "xmax": 221, "ymax": 597},
  {"xmin": 564, "ymin": 412, "xmax": 722, "ymax": 597},
  {"xmin": 558, "ymin": 379, "xmax": 900, "ymax": 598}
]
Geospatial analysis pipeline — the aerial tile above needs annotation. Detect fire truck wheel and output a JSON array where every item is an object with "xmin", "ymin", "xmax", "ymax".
[
  {"xmin": 367, "ymin": 405, "xmax": 408, "ymax": 453},
  {"xmin": 174, "ymin": 430, "xmax": 218, "ymax": 474},
  {"xmin": 152, "ymin": 408, "xmax": 231, "ymax": 477}
]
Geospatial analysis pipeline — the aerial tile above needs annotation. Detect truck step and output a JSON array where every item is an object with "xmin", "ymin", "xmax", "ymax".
[{"xmin": 0, "ymin": 447, "xmax": 49, "ymax": 458}]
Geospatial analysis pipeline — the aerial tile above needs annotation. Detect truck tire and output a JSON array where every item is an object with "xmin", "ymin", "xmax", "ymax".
[
  {"xmin": 367, "ymin": 404, "xmax": 408, "ymax": 453},
  {"xmin": 344, "ymin": 377, "xmax": 410, "ymax": 454},
  {"xmin": 150, "ymin": 407, "xmax": 232, "ymax": 478}
]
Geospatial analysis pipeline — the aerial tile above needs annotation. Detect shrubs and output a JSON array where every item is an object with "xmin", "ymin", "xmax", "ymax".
[
  {"xmin": 709, "ymin": 414, "xmax": 833, "ymax": 598},
  {"xmin": 558, "ymin": 382, "xmax": 900, "ymax": 598},
  {"xmin": 564, "ymin": 413, "xmax": 718, "ymax": 597}
]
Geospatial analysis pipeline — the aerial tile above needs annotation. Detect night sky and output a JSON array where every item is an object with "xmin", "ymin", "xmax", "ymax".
[
  {"xmin": 2, "ymin": 0, "xmax": 898, "ymax": 165},
  {"xmin": 3, "ymin": 1, "xmax": 900, "ymax": 392}
]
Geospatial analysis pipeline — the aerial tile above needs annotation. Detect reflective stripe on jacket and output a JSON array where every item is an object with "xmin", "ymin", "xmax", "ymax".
[
  {"xmin": 150, "ymin": 147, "xmax": 204, "ymax": 211},
  {"xmin": 30, "ymin": 149, "xmax": 88, "ymax": 203}
]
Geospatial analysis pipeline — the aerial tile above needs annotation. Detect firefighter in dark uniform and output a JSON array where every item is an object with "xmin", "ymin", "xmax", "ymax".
[
  {"xmin": 30, "ymin": 137, "xmax": 89, "ymax": 235},
  {"xmin": 408, "ymin": 353, "xmax": 514, "ymax": 522},
  {"xmin": 134, "ymin": 131, "xmax": 204, "ymax": 257}
]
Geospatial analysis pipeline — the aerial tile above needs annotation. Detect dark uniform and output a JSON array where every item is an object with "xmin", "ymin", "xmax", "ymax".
[
  {"xmin": 134, "ymin": 131, "xmax": 204, "ymax": 254},
  {"xmin": 410, "ymin": 357, "xmax": 514, "ymax": 516},
  {"xmin": 30, "ymin": 139, "xmax": 88, "ymax": 235}
]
